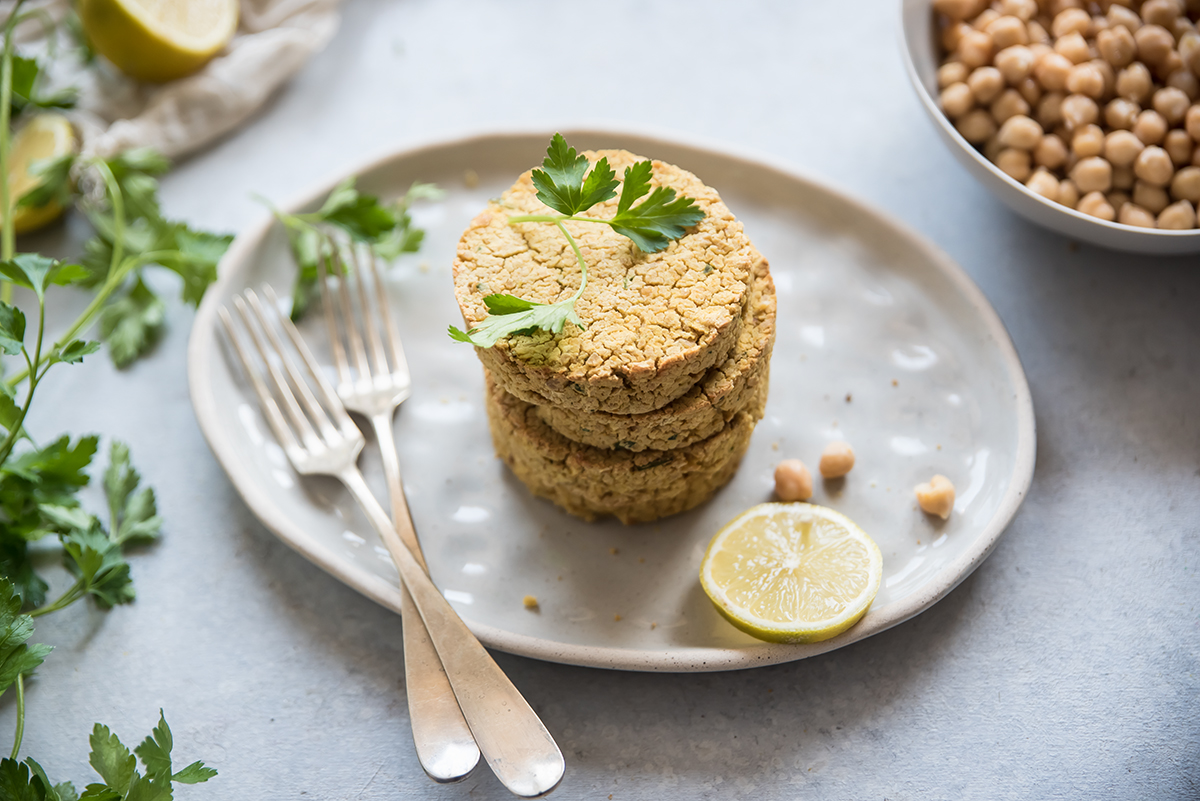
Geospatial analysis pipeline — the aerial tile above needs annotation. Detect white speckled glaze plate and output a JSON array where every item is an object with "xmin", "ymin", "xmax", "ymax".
[{"xmin": 188, "ymin": 129, "xmax": 1035, "ymax": 672}]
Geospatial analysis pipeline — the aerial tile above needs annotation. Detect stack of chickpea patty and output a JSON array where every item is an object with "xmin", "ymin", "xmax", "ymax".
[{"xmin": 453, "ymin": 150, "xmax": 776, "ymax": 523}]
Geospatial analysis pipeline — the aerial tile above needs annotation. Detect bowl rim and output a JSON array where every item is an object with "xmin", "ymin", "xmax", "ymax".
[{"xmin": 898, "ymin": 0, "xmax": 1200, "ymax": 240}]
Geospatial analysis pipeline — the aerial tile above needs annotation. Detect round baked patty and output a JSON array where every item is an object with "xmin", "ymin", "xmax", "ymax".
[
  {"xmin": 533, "ymin": 251, "xmax": 775, "ymax": 452},
  {"xmin": 484, "ymin": 373, "xmax": 756, "ymax": 525},
  {"xmin": 453, "ymin": 149, "xmax": 756, "ymax": 415}
]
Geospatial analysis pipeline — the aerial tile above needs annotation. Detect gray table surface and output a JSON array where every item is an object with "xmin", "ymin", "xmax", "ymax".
[{"xmin": 6, "ymin": 0, "xmax": 1198, "ymax": 798}]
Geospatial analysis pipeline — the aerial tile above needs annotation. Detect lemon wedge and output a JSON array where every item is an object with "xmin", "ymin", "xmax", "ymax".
[
  {"xmin": 700, "ymin": 502, "xmax": 883, "ymax": 644},
  {"xmin": 5, "ymin": 113, "xmax": 76, "ymax": 235},
  {"xmin": 79, "ymin": 0, "xmax": 239, "ymax": 83}
]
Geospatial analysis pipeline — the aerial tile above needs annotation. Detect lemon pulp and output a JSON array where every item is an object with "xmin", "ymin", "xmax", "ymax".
[
  {"xmin": 700, "ymin": 502, "xmax": 883, "ymax": 644},
  {"xmin": 79, "ymin": 0, "xmax": 239, "ymax": 83},
  {"xmin": 5, "ymin": 113, "xmax": 76, "ymax": 235}
]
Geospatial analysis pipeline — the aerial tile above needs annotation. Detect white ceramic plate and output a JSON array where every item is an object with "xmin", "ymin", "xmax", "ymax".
[{"xmin": 188, "ymin": 129, "xmax": 1035, "ymax": 672}]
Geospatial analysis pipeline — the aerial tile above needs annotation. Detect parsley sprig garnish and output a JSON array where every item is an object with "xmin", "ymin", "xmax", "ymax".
[{"xmin": 448, "ymin": 133, "xmax": 705, "ymax": 347}]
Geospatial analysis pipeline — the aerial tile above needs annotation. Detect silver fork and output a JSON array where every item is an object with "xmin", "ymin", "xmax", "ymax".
[
  {"xmin": 219, "ymin": 288, "xmax": 565, "ymax": 798},
  {"xmin": 310, "ymin": 246, "xmax": 480, "ymax": 784}
]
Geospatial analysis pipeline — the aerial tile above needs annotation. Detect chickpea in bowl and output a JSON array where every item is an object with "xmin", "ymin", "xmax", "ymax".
[{"xmin": 900, "ymin": 0, "xmax": 1200, "ymax": 253}]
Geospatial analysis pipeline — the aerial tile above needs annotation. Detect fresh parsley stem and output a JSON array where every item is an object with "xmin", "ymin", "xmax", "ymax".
[
  {"xmin": 90, "ymin": 157, "xmax": 127, "ymax": 277},
  {"xmin": 29, "ymin": 578, "xmax": 85, "ymax": 618},
  {"xmin": 554, "ymin": 219, "xmax": 588, "ymax": 300},
  {"xmin": 0, "ymin": 295, "xmax": 42, "ymax": 464},
  {"xmin": 508, "ymin": 213, "xmax": 614, "ymax": 230},
  {"xmin": 9, "ymin": 673, "xmax": 24, "ymax": 760},
  {"xmin": 0, "ymin": 0, "xmax": 28, "ymax": 305}
]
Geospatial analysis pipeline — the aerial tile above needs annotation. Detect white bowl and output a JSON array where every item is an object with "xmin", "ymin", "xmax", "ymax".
[{"xmin": 899, "ymin": 0, "xmax": 1200, "ymax": 254}]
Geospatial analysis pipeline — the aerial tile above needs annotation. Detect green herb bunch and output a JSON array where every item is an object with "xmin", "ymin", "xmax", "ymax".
[
  {"xmin": 0, "ymin": 1, "xmax": 221, "ymax": 791},
  {"xmin": 448, "ymin": 133, "xmax": 705, "ymax": 348},
  {"xmin": 266, "ymin": 178, "xmax": 440, "ymax": 320}
]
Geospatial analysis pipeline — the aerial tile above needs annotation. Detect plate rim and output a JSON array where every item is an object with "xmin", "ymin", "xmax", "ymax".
[{"xmin": 187, "ymin": 125, "xmax": 1037, "ymax": 672}]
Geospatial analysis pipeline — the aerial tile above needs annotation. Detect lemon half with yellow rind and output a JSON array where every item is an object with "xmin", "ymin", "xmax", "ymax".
[
  {"xmin": 5, "ymin": 113, "xmax": 77, "ymax": 235},
  {"xmin": 700, "ymin": 503, "xmax": 883, "ymax": 644},
  {"xmin": 79, "ymin": 0, "xmax": 238, "ymax": 84}
]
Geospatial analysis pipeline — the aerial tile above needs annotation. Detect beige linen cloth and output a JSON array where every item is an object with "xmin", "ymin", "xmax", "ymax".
[{"xmin": 6, "ymin": 0, "xmax": 339, "ymax": 159}]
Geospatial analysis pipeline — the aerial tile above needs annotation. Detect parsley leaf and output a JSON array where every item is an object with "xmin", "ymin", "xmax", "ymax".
[
  {"xmin": 0, "ymin": 255, "xmax": 80, "ymax": 301},
  {"xmin": 133, "ymin": 712, "xmax": 172, "ymax": 780},
  {"xmin": 607, "ymin": 161, "xmax": 704, "ymax": 253},
  {"xmin": 0, "ymin": 578, "xmax": 52, "ymax": 694},
  {"xmin": 84, "ymin": 714, "xmax": 215, "ymax": 800},
  {"xmin": 16, "ymin": 154, "xmax": 75, "ymax": 212},
  {"xmin": 530, "ymin": 134, "xmax": 618, "ymax": 216},
  {"xmin": 61, "ymin": 526, "xmax": 134, "ymax": 609},
  {"xmin": 0, "ymin": 301, "xmax": 25, "ymax": 355},
  {"xmin": 0, "ymin": 757, "xmax": 50, "ymax": 801},
  {"xmin": 88, "ymin": 726, "xmax": 136, "ymax": 794},
  {"xmin": 103, "ymin": 442, "xmax": 161, "ymax": 546},
  {"xmin": 98, "ymin": 279, "xmax": 165, "ymax": 367},
  {"xmin": 448, "ymin": 294, "xmax": 583, "ymax": 348}
]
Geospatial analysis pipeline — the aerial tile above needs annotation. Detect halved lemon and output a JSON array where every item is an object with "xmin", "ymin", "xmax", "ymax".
[
  {"xmin": 6, "ymin": 113, "xmax": 76, "ymax": 235},
  {"xmin": 700, "ymin": 503, "xmax": 883, "ymax": 644},
  {"xmin": 79, "ymin": 0, "xmax": 239, "ymax": 84}
]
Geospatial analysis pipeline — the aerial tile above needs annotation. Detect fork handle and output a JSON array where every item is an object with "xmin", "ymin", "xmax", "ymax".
[
  {"xmin": 339, "ymin": 466, "xmax": 565, "ymax": 798},
  {"xmin": 368, "ymin": 413, "xmax": 480, "ymax": 782}
]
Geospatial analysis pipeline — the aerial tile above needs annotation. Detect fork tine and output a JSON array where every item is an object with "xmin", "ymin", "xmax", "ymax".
[
  {"xmin": 317, "ymin": 251, "xmax": 352, "ymax": 388},
  {"xmin": 261, "ymin": 283, "xmax": 358, "ymax": 438},
  {"xmin": 364, "ymin": 247, "xmax": 410, "ymax": 380},
  {"xmin": 232, "ymin": 295, "xmax": 322, "ymax": 451},
  {"xmin": 332, "ymin": 246, "xmax": 372, "ymax": 382},
  {"xmin": 244, "ymin": 289, "xmax": 342, "ymax": 443},
  {"xmin": 219, "ymin": 306, "xmax": 303, "ymax": 455},
  {"xmin": 348, "ymin": 243, "xmax": 390, "ymax": 379}
]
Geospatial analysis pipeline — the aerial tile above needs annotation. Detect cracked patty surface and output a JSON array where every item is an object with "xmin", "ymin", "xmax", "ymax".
[
  {"xmin": 453, "ymin": 149, "xmax": 756, "ymax": 415},
  {"xmin": 485, "ymin": 373, "xmax": 755, "ymax": 524},
  {"xmin": 533, "ymin": 251, "xmax": 776, "ymax": 452}
]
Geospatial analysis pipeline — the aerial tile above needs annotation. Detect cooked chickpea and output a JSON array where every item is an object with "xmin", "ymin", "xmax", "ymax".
[
  {"xmin": 996, "ymin": 44, "xmax": 1036, "ymax": 82},
  {"xmin": 1105, "ymin": 97, "xmax": 1141, "ymax": 129},
  {"xmin": 1066, "ymin": 62, "xmax": 1107, "ymax": 98},
  {"xmin": 934, "ymin": 0, "xmax": 988, "ymax": 21},
  {"xmin": 1104, "ymin": 129, "xmax": 1146, "ymax": 165},
  {"xmin": 967, "ymin": 66, "xmax": 1005, "ymax": 104},
  {"xmin": 1055, "ymin": 31, "xmax": 1092, "ymax": 63},
  {"xmin": 1133, "ymin": 109, "xmax": 1168, "ymax": 144},
  {"xmin": 1188, "ymin": 106, "xmax": 1200, "ymax": 140},
  {"xmin": 1141, "ymin": 0, "xmax": 1181, "ymax": 28},
  {"xmin": 996, "ymin": 147, "xmax": 1034, "ymax": 180},
  {"xmin": 1000, "ymin": 0, "xmax": 1037, "ymax": 22},
  {"xmin": 1072, "ymin": 123, "xmax": 1106, "ymax": 156},
  {"xmin": 1112, "ymin": 164, "xmax": 1136, "ymax": 189},
  {"xmin": 915, "ymin": 475, "xmax": 956, "ymax": 520},
  {"xmin": 1107, "ymin": 5, "xmax": 1143, "ymax": 34},
  {"xmin": 1108, "ymin": 190, "xmax": 1132, "ymax": 210},
  {"xmin": 938, "ymin": 61, "xmax": 971, "ymax": 88},
  {"xmin": 971, "ymin": 9, "xmax": 1001, "ymax": 31},
  {"xmin": 1026, "ymin": 168, "xmax": 1062, "ymax": 199},
  {"xmin": 1097, "ymin": 24, "xmax": 1138, "ymax": 67},
  {"xmin": 1152, "ymin": 50, "xmax": 1184, "ymax": 82},
  {"xmin": 1070, "ymin": 156, "xmax": 1114, "ymax": 191},
  {"xmin": 1078, "ymin": 190, "xmax": 1117, "ymax": 219},
  {"xmin": 1153, "ymin": 87, "xmax": 1191, "ymax": 125},
  {"xmin": 1166, "ymin": 69, "xmax": 1200, "ymax": 101},
  {"xmin": 988, "ymin": 16, "xmax": 1030, "ymax": 49},
  {"xmin": 1037, "ymin": 92, "xmax": 1066, "ymax": 128},
  {"xmin": 942, "ymin": 21, "xmax": 972, "ymax": 52},
  {"xmin": 774, "ymin": 459, "xmax": 813, "ymax": 502},
  {"xmin": 818, "ymin": 442, "xmax": 855, "ymax": 479},
  {"xmin": 1134, "ymin": 145, "xmax": 1175, "ymax": 185},
  {"xmin": 1052, "ymin": 8, "xmax": 1091, "ymax": 38},
  {"xmin": 992, "ymin": 88, "xmax": 1032, "ymax": 123},
  {"xmin": 1171, "ymin": 17, "xmax": 1196, "ymax": 42},
  {"xmin": 959, "ymin": 29, "xmax": 995, "ymax": 68},
  {"xmin": 1133, "ymin": 180, "xmax": 1171, "ymax": 212},
  {"xmin": 1017, "ymin": 76, "xmax": 1044, "ymax": 105},
  {"xmin": 1059, "ymin": 178, "xmax": 1082, "ymax": 208},
  {"xmin": 1029, "ymin": 41, "xmax": 1053, "ymax": 61},
  {"xmin": 1035, "ymin": 133, "xmax": 1069, "ymax": 167},
  {"xmin": 1028, "ymin": 24, "xmax": 1052, "ymax": 47},
  {"xmin": 1170, "ymin": 165, "xmax": 1200, "ymax": 201},
  {"xmin": 1035, "ymin": 52, "xmax": 1074, "ymax": 90},
  {"xmin": 1180, "ymin": 31, "xmax": 1200, "ymax": 76},
  {"xmin": 1118, "ymin": 201, "xmax": 1158, "ymax": 227},
  {"xmin": 1165, "ymin": 129, "xmax": 1194, "ymax": 165},
  {"xmin": 941, "ymin": 82, "xmax": 976, "ymax": 118},
  {"xmin": 999, "ymin": 114, "xmax": 1045, "ymax": 149},
  {"xmin": 1135, "ymin": 24, "xmax": 1176, "ymax": 64},
  {"xmin": 957, "ymin": 108, "xmax": 999, "ymax": 143},
  {"xmin": 984, "ymin": 134, "xmax": 1006, "ymax": 163},
  {"xmin": 1158, "ymin": 198, "xmax": 1197, "ymax": 228},
  {"xmin": 1061, "ymin": 93, "xmax": 1100, "ymax": 129},
  {"xmin": 1116, "ymin": 62, "xmax": 1154, "ymax": 102}
]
